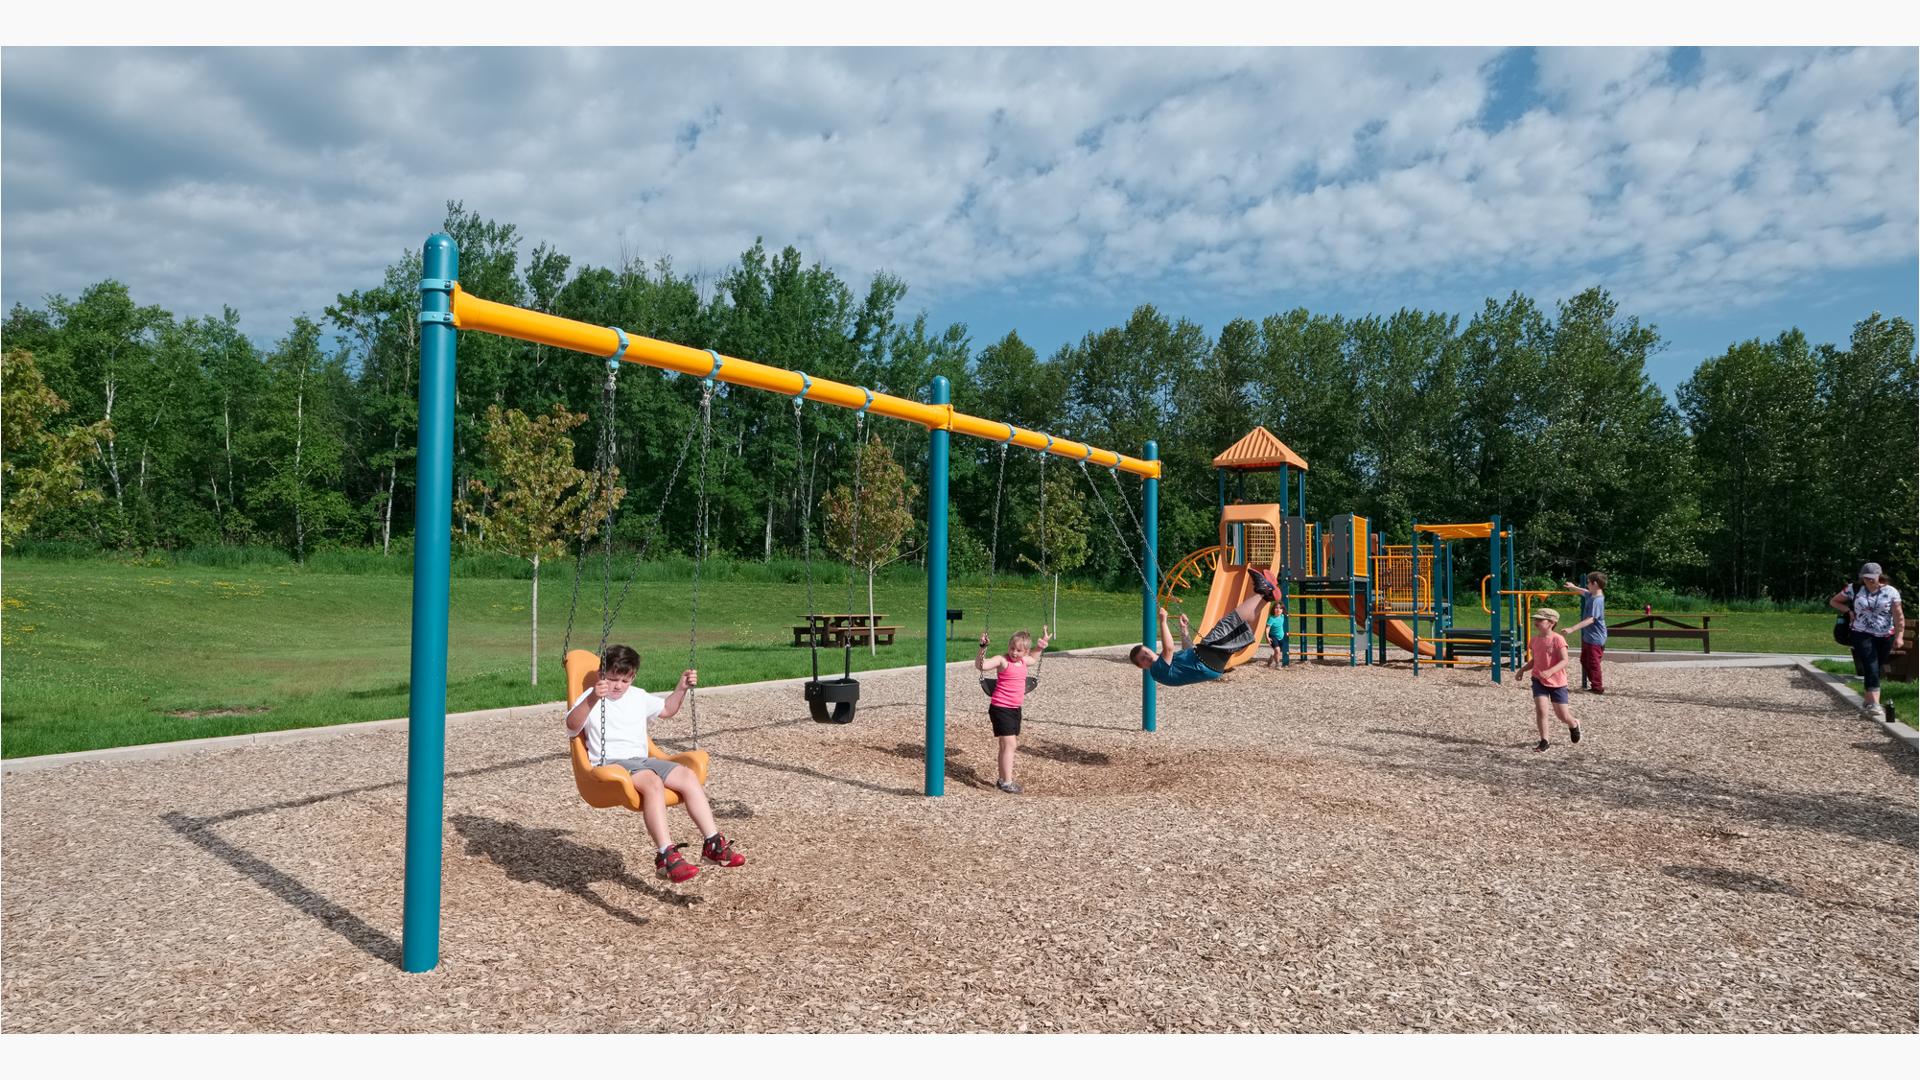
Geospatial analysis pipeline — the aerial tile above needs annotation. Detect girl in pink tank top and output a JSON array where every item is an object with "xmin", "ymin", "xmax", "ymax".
[{"xmin": 975, "ymin": 626, "xmax": 1050, "ymax": 793}]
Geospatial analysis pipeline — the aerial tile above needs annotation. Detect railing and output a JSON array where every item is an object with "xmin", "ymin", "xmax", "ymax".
[{"xmin": 1607, "ymin": 614, "xmax": 1712, "ymax": 653}]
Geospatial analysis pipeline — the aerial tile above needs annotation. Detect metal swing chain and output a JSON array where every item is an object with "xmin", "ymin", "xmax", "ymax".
[
  {"xmin": 1080, "ymin": 457, "xmax": 1153, "ymax": 589},
  {"xmin": 560, "ymin": 370, "xmax": 704, "ymax": 666},
  {"xmin": 686, "ymin": 379, "xmax": 715, "ymax": 748},
  {"xmin": 561, "ymin": 368, "xmax": 622, "ymax": 671},
  {"xmin": 553, "ymin": 367, "xmax": 621, "ymax": 768},
  {"xmin": 842, "ymin": 411, "xmax": 867, "ymax": 677},
  {"xmin": 793, "ymin": 399, "xmax": 816, "ymax": 643},
  {"xmin": 1108, "ymin": 464, "xmax": 1169, "ymax": 583},
  {"xmin": 983, "ymin": 442, "xmax": 1009, "ymax": 642},
  {"xmin": 1035, "ymin": 450, "xmax": 1048, "ymax": 677},
  {"xmin": 600, "ymin": 411, "xmax": 703, "ymax": 643}
]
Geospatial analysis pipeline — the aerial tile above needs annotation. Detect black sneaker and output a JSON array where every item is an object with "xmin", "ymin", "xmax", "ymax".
[
  {"xmin": 1535, "ymin": 739, "xmax": 1550, "ymax": 753},
  {"xmin": 1246, "ymin": 567, "xmax": 1279, "ymax": 601},
  {"xmin": 1570, "ymin": 725, "xmax": 1582, "ymax": 743}
]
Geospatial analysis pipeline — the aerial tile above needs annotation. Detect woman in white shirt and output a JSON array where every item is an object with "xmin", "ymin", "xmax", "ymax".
[{"xmin": 1829, "ymin": 562, "xmax": 1906, "ymax": 724}]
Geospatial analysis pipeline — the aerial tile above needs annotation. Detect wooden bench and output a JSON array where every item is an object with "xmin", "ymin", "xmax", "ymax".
[{"xmin": 1606, "ymin": 614, "xmax": 1711, "ymax": 653}]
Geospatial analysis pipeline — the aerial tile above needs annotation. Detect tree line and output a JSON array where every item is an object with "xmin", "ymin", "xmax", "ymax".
[{"xmin": 4, "ymin": 202, "xmax": 1914, "ymax": 602}]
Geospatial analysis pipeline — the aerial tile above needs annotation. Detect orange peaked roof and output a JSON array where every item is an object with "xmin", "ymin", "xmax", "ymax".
[{"xmin": 1211, "ymin": 426, "xmax": 1309, "ymax": 471}]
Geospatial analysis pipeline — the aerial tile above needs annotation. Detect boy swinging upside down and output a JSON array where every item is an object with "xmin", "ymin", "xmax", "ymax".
[{"xmin": 1130, "ymin": 567, "xmax": 1280, "ymax": 685}]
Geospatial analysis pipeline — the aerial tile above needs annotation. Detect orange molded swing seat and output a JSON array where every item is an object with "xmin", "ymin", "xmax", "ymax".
[{"xmin": 565, "ymin": 649, "xmax": 710, "ymax": 810}]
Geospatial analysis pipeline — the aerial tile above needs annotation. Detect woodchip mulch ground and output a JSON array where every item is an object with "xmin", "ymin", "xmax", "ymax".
[{"xmin": 3, "ymin": 652, "xmax": 1914, "ymax": 1033}]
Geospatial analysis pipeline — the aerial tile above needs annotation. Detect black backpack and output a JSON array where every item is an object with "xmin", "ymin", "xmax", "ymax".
[{"xmin": 1832, "ymin": 585, "xmax": 1855, "ymax": 647}]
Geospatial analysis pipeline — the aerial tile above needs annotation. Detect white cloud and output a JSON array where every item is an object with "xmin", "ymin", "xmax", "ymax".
[{"xmin": 1, "ymin": 45, "xmax": 1913, "ymax": 344}]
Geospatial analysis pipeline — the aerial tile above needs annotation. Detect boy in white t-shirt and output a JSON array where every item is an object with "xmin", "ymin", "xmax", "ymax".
[{"xmin": 565, "ymin": 644, "xmax": 745, "ymax": 883}]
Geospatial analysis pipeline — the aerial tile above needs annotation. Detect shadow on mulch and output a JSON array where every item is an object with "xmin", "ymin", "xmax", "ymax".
[
  {"xmin": 1028, "ymin": 715, "xmax": 1140, "ymax": 733},
  {"xmin": 1662, "ymin": 863, "xmax": 1917, "ymax": 920},
  {"xmin": 452, "ymin": 814, "xmax": 698, "ymax": 927},
  {"xmin": 867, "ymin": 742, "xmax": 994, "ymax": 790},
  {"xmin": 1850, "ymin": 739, "xmax": 1919, "ymax": 779},
  {"xmin": 722, "ymin": 746, "xmax": 921, "ymax": 798},
  {"xmin": 1367, "ymin": 727, "xmax": 1517, "ymax": 751},
  {"xmin": 180, "ymin": 752, "xmax": 558, "ymax": 826},
  {"xmin": 1342, "ymin": 734, "xmax": 1919, "ymax": 850},
  {"xmin": 162, "ymin": 810, "xmax": 403, "ymax": 968},
  {"xmin": 1017, "ymin": 737, "xmax": 1112, "ymax": 766}
]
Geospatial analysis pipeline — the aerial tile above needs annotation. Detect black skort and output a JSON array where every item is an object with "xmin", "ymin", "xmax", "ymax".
[{"xmin": 989, "ymin": 704, "xmax": 1023, "ymax": 737}]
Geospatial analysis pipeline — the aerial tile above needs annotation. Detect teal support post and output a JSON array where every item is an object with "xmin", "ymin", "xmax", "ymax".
[
  {"xmin": 1489, "ymin": 514, "xmax": 1504, "ymax": 683},
  {"xmin": 1215, "ymin": 468, "xmax": 1225, "ymax": 520},
  {"xmin": 1507, "ymin": 528, "xmax": 1521, "ymax": 670},
  {"xmin": 924, "ymin": 377, "xmax": 950, "ymax": 796},
  {"xmin": 1142, "ymin": 440, "xmax": 1159, "ymax": 733},
  {"xmin": 403, "ymin": 233, "xmax": 457, "ymax": 972},
  {"xmin": 1299, "ymin": 470, "xmax": 1307, "ymax": 520},
  {"xmin": 1411, "ymin": 522, "xmax": 1421, "ymax": 676}
]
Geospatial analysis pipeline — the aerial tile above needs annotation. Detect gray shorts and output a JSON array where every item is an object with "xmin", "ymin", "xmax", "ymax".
[
  {"xmin": 606, "ymin": 757, "xmax": 682, "ymax": 783},
  {"xmin": 1195, "ymin": 611, "xmax": 1257, "ymax": 671}
]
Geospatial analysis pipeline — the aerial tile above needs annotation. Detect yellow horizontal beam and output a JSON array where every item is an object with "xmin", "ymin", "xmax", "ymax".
[
  {"xmin": 449, "ymin": 285, "xmax": 1161, "ymax": 479},
  {"xmin": 1414, "ymin": 522, "xmax": 1494, "ymax": 540}
]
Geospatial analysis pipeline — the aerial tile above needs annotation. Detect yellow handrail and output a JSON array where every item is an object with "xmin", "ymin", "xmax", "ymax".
[
  {"xmin": 450, "ymin": 285, "xmax": 1161, "ymax": 478},
  {"xmin": 1157, "ymin": 545, "xmax": 1226, "ymax": 605}
]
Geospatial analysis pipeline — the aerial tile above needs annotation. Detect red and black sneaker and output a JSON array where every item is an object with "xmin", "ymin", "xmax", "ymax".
[
  {"xmin": 655, "ymin": 843, "xmax": 700, "ymax": 883},
  {"xmin": 701, "ymin": 832, "xmax": 746, "ymax": 868},
  {"xmin": 1247, "ymin": 567, "xmax": 1279, "ymax": 601}
]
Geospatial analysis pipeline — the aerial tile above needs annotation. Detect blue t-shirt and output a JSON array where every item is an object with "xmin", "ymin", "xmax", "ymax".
[
  {"xmin": 1150, "ymin": 649, "xmax": 1224, "ymax": 686},
  {"xmin": 1580, "ymin": 592, "xmax": 1607, "ymax": 645},
  {"xmin": 1266, "ymin": 612, "xmax": 1287, "ymax": 641}
]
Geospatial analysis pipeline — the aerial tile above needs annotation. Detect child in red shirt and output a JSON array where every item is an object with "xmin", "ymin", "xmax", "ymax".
[{"xmin": 1514, "ymin": 608, "xmax": 1589, "ymax": 752}]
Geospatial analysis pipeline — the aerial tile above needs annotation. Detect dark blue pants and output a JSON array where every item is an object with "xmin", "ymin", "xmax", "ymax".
[{"xmin": 1851, "ymin": 630, "xmax": 1893, "ymax": 692}]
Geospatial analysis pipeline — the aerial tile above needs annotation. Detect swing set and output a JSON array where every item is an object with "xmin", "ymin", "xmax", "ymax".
[{"xmin": 402, "ymin": 233, "xmax": 1164, "ymax": 972}]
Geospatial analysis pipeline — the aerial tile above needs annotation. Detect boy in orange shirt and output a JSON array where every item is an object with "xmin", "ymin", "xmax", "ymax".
[{"xmin": 1514, "ymin": 607, "xmax": 1590, "ymax": 752}]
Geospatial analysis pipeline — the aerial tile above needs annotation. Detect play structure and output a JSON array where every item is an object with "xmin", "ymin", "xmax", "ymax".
[
  {"xmin": 1164, "ymin": 426, "xmax": 1583, "ymax": 679},
  {"xmin": 401, "ymin": 234, "xmax": 1162, "ymax": 972}
]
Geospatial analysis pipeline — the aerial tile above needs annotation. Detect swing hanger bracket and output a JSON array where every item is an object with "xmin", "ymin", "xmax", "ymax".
[
  {"xmin": 606, "ymin": 327, "xmax": 630, "ymax": 371},
  {"xmin": 703, "ymin": 348, "xmax": 725, "ymax": 386}
]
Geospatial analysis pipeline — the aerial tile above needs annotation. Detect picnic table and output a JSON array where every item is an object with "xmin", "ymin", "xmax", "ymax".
[{"xmin": 792, "ymin": 613, "xmax": 900, "ymax": 648}]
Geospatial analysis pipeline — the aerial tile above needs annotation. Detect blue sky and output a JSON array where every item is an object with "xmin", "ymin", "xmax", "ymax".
[{"xmin": 3, "ymin": 46, "xmax": 1915, "ymax": 397}]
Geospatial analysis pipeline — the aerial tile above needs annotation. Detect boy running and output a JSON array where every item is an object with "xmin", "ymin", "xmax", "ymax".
[{"xmin": 1514, "ymin": 608, "xmax": 1590, "ymax": 752}]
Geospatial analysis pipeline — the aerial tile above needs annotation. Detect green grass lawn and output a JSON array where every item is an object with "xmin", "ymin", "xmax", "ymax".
[
  {"xmin": 0, "ymin": 555, "xmax": 1863, "ymax": 757},
  {"xmin": 0, "ymin": 558, "xmax": 1151, "ymax": 758},
  {"xmin": 1617, "ymin": 612, "xmax": 1846, "ymax": 656},
  {"xmin": 1811, "ymin": 659, "xmax": 1918, "ymax": 728}
]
